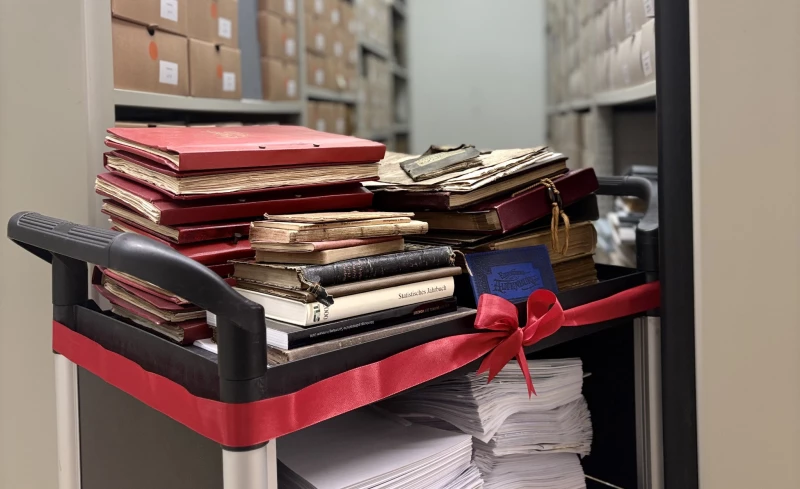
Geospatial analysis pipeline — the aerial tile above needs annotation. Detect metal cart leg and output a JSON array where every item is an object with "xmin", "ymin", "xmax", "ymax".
[
  {"xmin": 635, "ymin": 317, "xmax": 664, "ymax": 489},
  {"xmin": 55, "ymin": 353, "xmax": 81, "ymax": 489},
  {"xmin": 222, "ymin": 440, "xmax": 278, "ymax": 489}
]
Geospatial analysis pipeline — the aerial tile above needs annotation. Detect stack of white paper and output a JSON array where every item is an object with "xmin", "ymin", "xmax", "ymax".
[
  {"xmin": 277, "ymin": 408, "xmax": 484, "ymax": 489},
  {"xmin": 383, "ymin": 359, "xmax": 592, "ymax": 489}
]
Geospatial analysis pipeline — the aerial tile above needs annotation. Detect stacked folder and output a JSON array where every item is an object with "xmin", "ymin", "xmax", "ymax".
[
  {"xmin": 277, "ymin": 408, "xmax": 483, "ymax": 489},
  {"xmin": 94, "ymin": 125, "xmax": 385, "ymax": 344},
  {"xmin": 368, "ymin": 147, "xmax": 601, "ymax": 293},
  {"xmin": 383, "ymin": 359, "xmax": 593, "ymax": 489},
  {"xmin": 197, "ymin": 211, "xmax": 464, "ymax": 362}
]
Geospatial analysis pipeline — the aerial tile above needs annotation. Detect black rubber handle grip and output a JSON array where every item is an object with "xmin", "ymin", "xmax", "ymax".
[
  {"xmin": 596, "ymin": 176, "xmax": 659, "ymax": 274},
  {"xmin": 7, "ymin": 212, "xmax": 265, "ymax": 336}
]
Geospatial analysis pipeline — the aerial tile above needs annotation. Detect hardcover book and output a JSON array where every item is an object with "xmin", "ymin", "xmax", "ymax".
[{"xmin": 463, "ymin": 245, "xmax": 558, "ymax": 304}]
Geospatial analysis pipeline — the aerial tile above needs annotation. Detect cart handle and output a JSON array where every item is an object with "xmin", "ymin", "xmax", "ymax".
[
  {"xmin": 596, "ymin": 176, "xmax": 659, "ymax": 274},
  {"xmin": 7, "ymin": 212, "xmax": 268, "ymax": 395}
]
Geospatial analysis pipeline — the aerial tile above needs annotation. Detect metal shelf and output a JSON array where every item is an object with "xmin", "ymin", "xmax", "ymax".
[
  {"xmin": 594, "ymin": 81, "xmax": 656, "ymax": 106},
  {"xmin": 306, "ymin": 87, "xmax": 358, "ymax": 104},
  {"xmin": 359, "ymin": 37, "xmax": 392, "ymax": 60},
  {"xmin": 358, "ymin": 130, "xmax": 393, "ymax": 141},
  {"xmin": 114, "ymin": 89, "xmax": 303, "ymax": 114},
  {"xmin": 393, "ymin": 1, "xmax": 407, "ymax": 17},
  {"xmin": 392, "ymin": 64, "xmax": 408, "ymax": 79}
]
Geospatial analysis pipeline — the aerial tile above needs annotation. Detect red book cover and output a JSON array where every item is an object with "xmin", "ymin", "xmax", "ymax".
[
  {"xmin": 96, "ymin": 172, "xmax": 374, "ymax": 225},
  {"xmin": 101, "ymin": 203, "xmax": 251, "ymax": 244},
  {"xmin": 93, "ymin": 283, "xmax": 210, "ymax": 345},
  {"xmin": 111, "ymin": 220, "xmax": 256, "ymax": 265},
  {"xmin": 103, "ymin": 268, "xmax": 235, "ymax": 305},
  {"xmin": 105, "ymin": 126, "xmax": 386, "ymax": 172},
  {"xmin": 469, "ymin": 168, "xmax": 598, "ymax": 234},
  {"xmin": 93, "ymin": 267, "xmax": 201, "ymax": 313}
]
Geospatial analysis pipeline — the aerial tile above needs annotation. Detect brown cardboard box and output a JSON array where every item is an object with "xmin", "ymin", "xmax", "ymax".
[
  {"xmin": 259, "ymin": 0, "xmax": 297, "ymax": 20},
  {"xmin": 258, "ymin": 12, "xmax": 298, "ymax": 61},
  {"xmin": 319, "ymin": 102, "xmax": 338, "ymax": 134},
  {"xmin": 306, "ymin": 52, "xmax": 327, "ymax": 88},
  {"xmin": 189, "ymin": 39, "xmax": 242, "ymax": 99},
  {"xmin": 332, "ymin": 103, "xmax": 347, "ymax": 135},
  {"xmin": 111, "ymin": 0, "xmax": 189, "ymax": 36},
  {"xmin": 307, "ymin": 101, "xmax": 328, "ymax": 132},
  {"xmin": 340, "ymin": 0, "xmax": 357, "ymax": 37},
  {"xmin": 188, "ymin": 0, "xmax": 239, "ymax": 48},
  {"xmin": 346, "ymin": 104, "xmax": 357, "ymax": 135},
  {"xmin": 345, "ymin": 33, "xmax": 358, "ymax": 66},
  {"xmin": 260, "ymin": 58, "xmax": 299, "ymax": 100},
  {"xmin": 640, "ymin": 19, "xmax": 656, "ymax": 81},
  {"xmin": 325, "ymin": 57, "xmax": 341, "ymax": 91},
  {"xmin": 305, "ymin": 0, "xmax": 329, "ymax": 17},
  {"xmin": 329, "ymin": 0, "xmax": 342, "ymax": 28},
  {"xmin": 331, "ymin": 30, "xmax": 346, "ymax": 61},
  {"xmin": 112, "ymin": 18, "xmax": 189, "ymax": 96},
  {"xmin": 304, "ymin": 11, "xmax": 329, "ymax": 55},
  {"xmin": 623, "ymin": 0, "xmax": 647, "ymax": 37}
]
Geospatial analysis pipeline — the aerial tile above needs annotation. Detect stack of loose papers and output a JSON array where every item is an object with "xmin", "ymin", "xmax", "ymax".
[
  {"xmin": 277, "ymin": 408, "xmax": 484, "ymax": 489},
  {"xmin": 383, "ymin": 359, "xmax": 591, "ymax": 489}
]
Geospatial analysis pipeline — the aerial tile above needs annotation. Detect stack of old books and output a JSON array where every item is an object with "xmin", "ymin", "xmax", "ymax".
[
  {"xmin": 383, "ymin": 359, "xmax": 592, "ymax": 489},
  {"xmin": 367, "ymin": 147, "xmax": 601, "ymax": 298},
  {"xmin": 93, "ymin": 125, "xmax": 385, "ymax": 344},
  {"xmin": 197, "ymin": 211, "xmax": 464, "ymax": 364}
]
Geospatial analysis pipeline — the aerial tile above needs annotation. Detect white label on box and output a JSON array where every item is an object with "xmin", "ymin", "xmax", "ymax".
[
  {"xmin": 285, "ymin": 0, "xmax": 296, "ymax": 15},
  {"xmin": 285, "ymin": 38, "xmax": 296, "ymax": 57},
  {"xmin": 222, "ymin": 72, "xmax": 236, "ymax": 92},
  {"xmin": 331, "ymin": 9, "xmax": 340, "ymax": 25},
  {"xmin": 316, "ymin": 119, "xmax": 327, "ymax": 132},
  {"xmin": 624, "ymin": 12, "xmax": 633, "ymax": 36},
  {"xmin": 314, "ymin": 0, "xmax": 324, "ymax": 14},
  {"xmin": 159, "ymin": 60, "xmax": 179, "ymax": 85},
  {"xmin": 315, "ymin": 33, "xmax": 326, "ymax": 51},
  {"xmin": 315, "ymin": 68, "xmax": 325, "ymax": 86},
  {"xmin": 641, "ymin": 51, "xmax": 653, "ymax": 76},
  {"xmin": 643, "ymin": 0, "xmax": 655, "ymax": 17},
  {"xmin": 160, "ymin": 0, "xmax": 179, "ymax": 22},
  {"xmin": 287, "ymin": 79, "xmax": 297, "ymax": 97},
  {"xmin": 336, "ymin": 118, "xmax": 345, "ymax": 134},
  {"xmin": 218, "ymin": 18, "xmax": 233, "ymax": 39},
  {"xmin": 334, "ymin": 41, "xmax": 344, "ymax": 58}
]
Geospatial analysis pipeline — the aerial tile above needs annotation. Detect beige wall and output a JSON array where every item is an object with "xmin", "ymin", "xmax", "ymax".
[
  {"xmin": 691, "ymin": 0, "xmax": 800, "ymax": 487},
  {"xmin": 0, "ymin": 1, "xmax": 92, "ymax": 487}
]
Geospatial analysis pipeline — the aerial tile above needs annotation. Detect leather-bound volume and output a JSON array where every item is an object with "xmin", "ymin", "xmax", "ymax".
[
  {"xmin": 96, "ymin": 172, "xmax": 374, "ymax": 225},
  {"xmin": 105, "ymin": 125, "xmax": 386, "ymax": 172},
  {"xmin": 416, "ymin": 169, "xmax": 598, "ymax": 234}
]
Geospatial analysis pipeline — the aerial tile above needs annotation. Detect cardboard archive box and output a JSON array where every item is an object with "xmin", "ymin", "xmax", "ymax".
[
  {"xmin": 111, "ymin": 0, "xmax": 189, "ymax": 36},
  {"xmin": 623, "ymin": 0, "xmax": 648, "ymax": 37},
  {"xmin": 189, "ymin": 39, "xmax": 242, "ymax": 99},
  {"xmin": 260, "ymin": 58, "xmax": 299, "ymax": 101},
  {"xmin": 304, "ymin": 11, "xmax": 330, "ymax": 56},
  {"xmin": 258, "ymin": 11, "xmax": 298, "ymax": 61},
  {"xmin": 188, "ymin": 0, "xmax": 239, "ymax": 48},
  {"xmin": 640, "ymin": 19, "xmax": 656, "ymax": 81},
  {"xmin": 112, "ymin": 18, "xmax": 189, "ymax": 96},
  {"xmin": 259, "ymin": 0, "xmax": 298, "ymax": 20},
  {"xmin": 306, "ymin": 52, "xmax": 327, "ymax": 89}
]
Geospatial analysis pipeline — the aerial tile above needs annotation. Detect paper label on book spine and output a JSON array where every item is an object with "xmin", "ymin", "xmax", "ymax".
[
  {"xmin": 285, "ymin": 0, "xmax": 296, "ymax": 15},
  {"xmin": 286, "ymin": 79, "xmax": 297, "ymax": 97},
  {"xmin": 285, "ymin": 38, "xmax": 296, "ymax": 57},
  {"xmin": 160, "ymin": 0, "xmax": 179, "ymax": 22},
  {"xmin": 159, "ymin": 60, "xmax": 179, "ymax": 85},
  {"xmin": 641, "ymin": 50, "xmax": 653, "ymax": 76},
  {"xmin": 222, "ymin": 72, "xmax": 236, "ymax": 92},
  {"xmin": 218, "ymin": 17, "xmax": 233, "ymax": 39},
  {"xmin": 643, "ymin": 0, "xmax": 655, "ymax": 17}
]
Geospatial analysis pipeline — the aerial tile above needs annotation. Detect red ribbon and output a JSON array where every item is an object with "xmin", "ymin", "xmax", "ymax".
[{"xmin": 52, "ymin": 281, "xmax": 660, "ymax": 447}]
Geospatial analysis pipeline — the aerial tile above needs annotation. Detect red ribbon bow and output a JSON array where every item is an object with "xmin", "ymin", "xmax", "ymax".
[{"xmin": 474, "ymin": 289, "xmax": 565, "ymax": 396}]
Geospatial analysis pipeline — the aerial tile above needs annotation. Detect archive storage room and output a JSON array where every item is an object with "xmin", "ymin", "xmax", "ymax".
[{"xmin": 0, "ymin": 1, "xmax": 798, "ymax": 489}]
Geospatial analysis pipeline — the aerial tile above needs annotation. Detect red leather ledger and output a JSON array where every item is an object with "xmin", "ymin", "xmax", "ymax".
[
  {"xmin": 102, "ymin": 203, "xmax": 250, "ymax": 244},
  {"xmin": 96, "ymin": 172, "xmax": 374, "ymax": 225},
  {"xmin": 106, "ymin": 126, "xmax": 387, "ymax": 172},
  {"xmin": 111, "ymin": 220, "xmax": 256, "ymax": 265},
  {"xmin": 93, "ymin": 267, "xmax": 201, "ymax": 313},
  {"xmin": 419, "ymin": 169, "xmax": 598, "ymax": 235},
  {"xmin": 103, "ymin": 269, "xmax": 235, "ymax": 305},
  {"xmin": 93, "ymin": 284, "xmax": 210, "ymax": 345}
]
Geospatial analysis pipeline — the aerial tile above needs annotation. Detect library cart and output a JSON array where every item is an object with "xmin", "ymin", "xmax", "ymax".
[{"xmin": 7, "ymin": 176, "xmax": 660, "ymax": 489}]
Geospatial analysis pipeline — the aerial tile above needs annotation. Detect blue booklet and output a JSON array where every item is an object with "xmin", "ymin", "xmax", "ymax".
[{"xmin": 463, "ymin": 245, "xmax": 558, "ymax": 304}]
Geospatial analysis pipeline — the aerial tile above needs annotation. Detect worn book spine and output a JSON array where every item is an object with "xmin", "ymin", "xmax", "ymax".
[
  {"xmin": 302, "ymin": 246, "xmax": 455, "ymax": 286},
  {"xmin": 251, "ymin": 221, "xmax": 428, "ymax": 243},
  {"xmin": 271, "ymin": 298, "xmax": 458, "ymax": 349}
]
